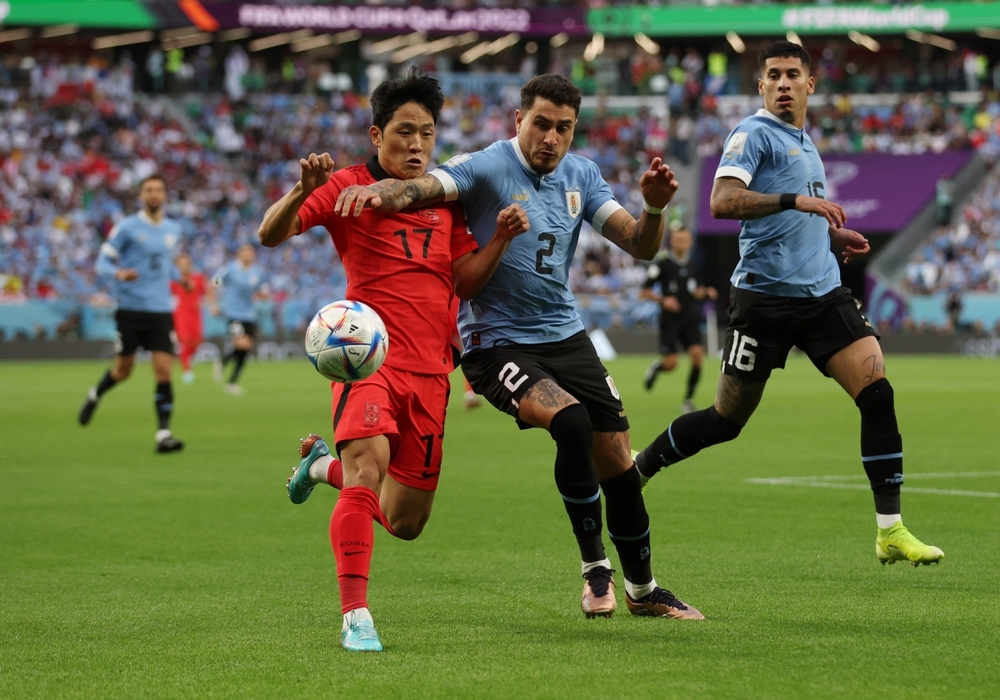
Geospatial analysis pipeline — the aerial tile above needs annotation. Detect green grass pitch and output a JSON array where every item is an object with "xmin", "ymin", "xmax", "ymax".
[{"xmin": 1, "ymin": 354, "xmax": 998, "ymax": 699}]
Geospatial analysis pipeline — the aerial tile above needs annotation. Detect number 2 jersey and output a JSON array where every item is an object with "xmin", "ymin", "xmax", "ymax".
[
  {"xmin": 716, "ymin": 108, "xmax": 839, "ymax": 298},
  {"xmin": 432, "ymin": 137, "xmax": 623, "ymax": 350},
  {"xmin": 298, "ymin": 156, "xmax": 478, "ymax": 376}
]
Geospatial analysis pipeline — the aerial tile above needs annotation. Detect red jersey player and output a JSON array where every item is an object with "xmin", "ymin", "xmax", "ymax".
[
  {"xmin": 170, "ymin": 252, "xmax": 214, "ymax": 384},
  {"xmin": 258, "ymin": 69, "xmax": 528, "ymax": 652}
]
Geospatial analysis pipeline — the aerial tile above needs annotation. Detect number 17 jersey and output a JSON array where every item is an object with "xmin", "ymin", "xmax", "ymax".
[{"xmin": 298, "ymin": 157, "xmax": 478, "ymax": 375}]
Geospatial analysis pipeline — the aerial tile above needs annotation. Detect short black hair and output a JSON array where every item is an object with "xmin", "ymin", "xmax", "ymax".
[
  {"xmin": 370, "ymin": 67, "xmax": 444, "ymax": 132},
  {"xmin": 520, "ymin": 74, "xmax": 582, "ymax": 117},
  {"xmin": 758, "ymin": 41, "xmax": 811, "ymax": 73},
  {"xmin": 140, "ymin": 174, "xmax": 166, "ymax": 188}
]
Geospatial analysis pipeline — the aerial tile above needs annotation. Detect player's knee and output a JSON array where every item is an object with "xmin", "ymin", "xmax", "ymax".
[
  {"xmin": 388, "ymin": 513, "xmax": 428, "ymax": 541},
  {"xmin": 548, "ymin": 403, "xmax": 592, "ymax": 447},
  {"xmin": 707, "ymin": 405, "xmax": 743, "ymax": 443},
  {"xmin": 662, "ymin": 356, "xmax": 678, "ymax": 371},
  {"xmin": 855, "ymin": 378, "xmax": 898, "ymax": 430}
]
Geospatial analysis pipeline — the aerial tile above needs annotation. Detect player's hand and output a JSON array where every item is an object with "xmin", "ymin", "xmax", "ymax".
[
  {"xmin": 795, "ymin": 196, "xmax": 848, "ymax": 229},
  {"xmin": 299, "ymin": 152, "xmax": 334, "ymax": 195},
  {"xmin": 662, "ymin": 296, "xmax": 681, "ymax": 313},
  {"xmin": 706, "ymin": 286, "xmax": 718, "ymax": 300},
  {"xmin": 116, "ymin": 268, "xmax": 139, "ymax": 281},
  {"xmin": 335, "ymin": 185, "xmax": 383, "ymax": 217},
  {"xmin": 638, "ymin": 157, "xmax": 679, "ymax": 209},
  {"xmin": 830, "ymin": 226, "xmax": 870, "ymax": 263},
  {"xmin": 496, "ymin": 204, "xmax": 530, "ymax": 240}
]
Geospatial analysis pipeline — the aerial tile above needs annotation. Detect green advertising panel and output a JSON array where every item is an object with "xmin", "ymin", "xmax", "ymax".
[
  {"xmin": 589, "ymin": 2, "xmax": 1000, "ymax": 37},
  {"xmin": 0, "ymin": 0, "xmax": 156, "ymax": 29}
]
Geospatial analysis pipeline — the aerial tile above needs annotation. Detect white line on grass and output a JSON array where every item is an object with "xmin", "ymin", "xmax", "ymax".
[{"xmin": 746, "ymin": 471, "xmax": 1000, "ymax": 498}]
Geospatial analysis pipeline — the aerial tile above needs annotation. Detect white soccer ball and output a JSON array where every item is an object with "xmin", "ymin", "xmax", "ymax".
[{"xmin": 305, "ymin": 300, "xmax": 389, "ymax": 383}]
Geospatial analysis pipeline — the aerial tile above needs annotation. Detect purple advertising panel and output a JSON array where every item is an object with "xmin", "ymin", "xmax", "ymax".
[
  {"xmin": 196, "ymin": 3, "xmax": 587, "ymax": 37},
  {"xmin": 696, "ymin": 151, "xmax": 973, "ymax": 235}
]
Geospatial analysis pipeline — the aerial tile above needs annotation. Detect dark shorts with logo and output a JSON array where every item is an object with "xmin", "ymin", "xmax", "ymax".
[
  {"xmin": 115, "ymin": 310, "xmax": 175, "ymax": 356},
  {"xmin": 721, "ymin": 286, "xmax": 878, "ymax": 381},
  {"xmin": 462, "ymin": 330, "xmax": 629, "ymax": 432},
  {"xmin": 659, "ymin": 312, "xmax": 703, "ymax": 355}
]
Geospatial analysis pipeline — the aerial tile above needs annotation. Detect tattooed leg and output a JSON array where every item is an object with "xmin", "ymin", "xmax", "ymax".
[{"xmin": 825, "ymin": 336, "xmax": 887, "ymax": 400}]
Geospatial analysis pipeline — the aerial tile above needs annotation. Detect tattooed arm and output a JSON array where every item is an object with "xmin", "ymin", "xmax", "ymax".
[
  {"xmin": 710, "ymin": 177, "xmax": 848, "ymax": 228},
  {"xmin": 600, "ymin": 157, "xmax": 678, "ymax": 260},
  {"xmin": 334, "ymin": 173, "xmax": 446, "ymax": 216}
]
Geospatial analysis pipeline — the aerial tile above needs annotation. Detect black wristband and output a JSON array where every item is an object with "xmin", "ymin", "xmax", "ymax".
[{"xmin": 780, "ymin": 193, "xmax": 798, "ymax": 211}]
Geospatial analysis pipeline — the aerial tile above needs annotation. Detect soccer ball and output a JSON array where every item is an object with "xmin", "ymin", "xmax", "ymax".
[{"xmin": 305, "ymin": 300, "xmax": 389, "ymax": 383}]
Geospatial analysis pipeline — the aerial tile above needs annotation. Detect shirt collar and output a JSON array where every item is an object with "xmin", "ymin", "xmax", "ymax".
[
  {"xmin": 756, "ymin": 108, "xmax": 805, "ymax": 134},
  {"xmin": 365, "ymin": 155, "xmax": 392, "ymax": 181},
  {"xmin": 510, "ymin": 136, "xmax": 553, "ymax": 180},
  {"xmin": 139, "ymin": 210, "xmax": 164, "ymax": 226}
]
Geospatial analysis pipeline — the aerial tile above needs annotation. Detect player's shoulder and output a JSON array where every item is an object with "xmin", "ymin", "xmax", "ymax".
[{"xmin": 327, "ymin": 163, "xmax": 372, "ymax": 189}]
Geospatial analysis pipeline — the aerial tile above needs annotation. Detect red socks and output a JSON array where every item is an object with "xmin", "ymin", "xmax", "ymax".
[
  {"xmin": 331, "ymin": 486, "xmax": 387, "ymax": 614},
  {"xmin": 327, "ymin": 459, "xmax": 344, "ymax": 490}
]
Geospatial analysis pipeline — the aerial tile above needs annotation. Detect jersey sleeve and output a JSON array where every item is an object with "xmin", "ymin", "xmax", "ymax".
[
  {"xmin": 212, "ymin": 264, "xmax": 228, "ymax": 287},
  {"xmin": 448, "ymin": 204, "xmax": 478, "ymax": 261},
  {"xmin": 96, "ymin": 222, "xmax": 127, "ymax": 278},
  {"xmin": 430, "ymin": 151, "xmax": 487, "ymax": 205},
  {"xmin": 583, "ymin": 161, "xmax": 623, "ymax": 233},
  {"xmin": 716, "ymin": 124, "xmax": 766, "ymax": 186},
  {"xmin": 298, "ymin": 172, "xmax": 350, "ymax": 233}
]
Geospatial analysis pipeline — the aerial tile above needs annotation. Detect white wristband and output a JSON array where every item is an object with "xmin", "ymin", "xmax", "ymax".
[{"xmin": 642, "ymin": 199, "xmax": 665, "ymax": 215}]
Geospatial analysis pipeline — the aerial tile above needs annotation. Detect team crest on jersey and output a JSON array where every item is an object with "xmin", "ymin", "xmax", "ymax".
[
  {"xmin": 364, "ymin": 403, "xmax": 380, "ymax": 427},
  {"xmin": 418, "ymin": 208, "xmax": 441, "ymax": 224},
  {"xmin": 565, "ymin": 190, "xmax": 582, "ymax": 219}
]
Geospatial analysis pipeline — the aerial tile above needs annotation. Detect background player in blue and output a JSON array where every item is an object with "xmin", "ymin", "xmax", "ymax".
[
  {"xmin": 78, "ymin": 175, "xmax": 184, "ymax": 453},
  {"xmin": 335, "ymin": 74, "xmax": 704, "ymax": 620},
  {"xmin": 212, "ymin": 243, "xmax": 267, "ymax": 396},
  {"xmin": 633, "ymin": 41, "xmax": 943, "ymax": 566},
  {"xmin": 641, "ymin": 225, "xmax": 717, "ymax": 414}
]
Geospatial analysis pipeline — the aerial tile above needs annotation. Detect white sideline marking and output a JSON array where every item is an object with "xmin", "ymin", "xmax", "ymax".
[{"xmin": 746, "ymin": 472, "xmax": 1000, "ymax": 498}]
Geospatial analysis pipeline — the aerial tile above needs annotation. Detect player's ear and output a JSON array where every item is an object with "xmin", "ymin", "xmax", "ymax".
[
  {"xmin": 369, "ymin": 125, "xmax": 382, "ymax": 148},
  {"xmin": 757, "ymin": 78, "xmax": 763, "ymax": 95},
  {"xmin": 807, "ymin": 76, "xmax": 815, "ymax": 94},
  {"xmin": 514, "ymin": 109, "xmax": 523, "ymax": 134}
]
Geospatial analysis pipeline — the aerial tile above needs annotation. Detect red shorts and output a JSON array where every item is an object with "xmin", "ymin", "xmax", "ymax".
[{"xmin": 330, "ymin": 365, "xmax": 450, "ymax": 492}]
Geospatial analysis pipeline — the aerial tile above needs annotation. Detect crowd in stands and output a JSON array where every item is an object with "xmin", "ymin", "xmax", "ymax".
[{"xmin": 3, "ymin": 45, "xmax": 1000, "ymax": 339}]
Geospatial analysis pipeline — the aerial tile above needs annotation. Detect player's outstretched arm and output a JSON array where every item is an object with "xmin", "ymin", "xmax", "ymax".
[
  {"xmin": 710, "ymin": 177, "xmax": 848, "ymax": 228},
  {"xmin": 452, "ymin": 204, "xmax": 530, "ymax": 300},
  {"xmin": 259, "ymin": 152, "xmax": 334, "ymax": 247},
  {"xmin": 334, "ymin": 174, "xmax": 446, "ymax": 217},
  {"xmin": 601, "ymin": 157, "xmax": 677, "ymax": 260}
]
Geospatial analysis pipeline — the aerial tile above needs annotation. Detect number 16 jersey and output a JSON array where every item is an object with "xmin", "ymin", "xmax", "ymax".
[
  {"xmin": 432, "ymin": 138, "xmax": 622, "ymax": 350},
  {"xmin": 299, "ymin": 157, "xmax": 478, "ymax": 376}
]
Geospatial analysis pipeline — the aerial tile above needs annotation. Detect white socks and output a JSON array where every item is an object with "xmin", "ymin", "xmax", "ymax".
[
  {"xmin": 155, "ymin": 429, "xmax": 172, "ymax": 443},
  {"xmin": 877, "ymin": 513, "xmax": 902, "ymax": 529},
  {"xmin": 343, "ymin": 607, "xmax": 373, "ymax": 630},
  {"xmin": 625, "ymin": 578, "xmax": 657, "ymax": 600},
  {"xmin": 581, "ymin": 558, "xmax": 613, "ymax": 576},
  {"xmin": 308, "ymin": 454, "xmax": 334, "ymax": 483}
]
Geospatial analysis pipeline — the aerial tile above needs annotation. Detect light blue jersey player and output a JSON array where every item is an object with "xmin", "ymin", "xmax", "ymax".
[
  {"xmin": 333, "ymin": 74, "xmax": 706, "ymax": 621},
  {"xmin": 716, "ymin": 109, "xmax": 838, "ymax": 298},
  {"xmin": 79, "ymin": 175, "xmax": 185, "ymax": 453},
  {"xmin": 633, "ymin": 41, "xmax": 943, "ymax": 568},
  {"xmin": 212, "ymin": 243, "xmax": 267, "ymax": 395}
]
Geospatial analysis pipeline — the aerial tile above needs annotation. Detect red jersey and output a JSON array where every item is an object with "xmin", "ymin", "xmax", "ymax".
[
  {"xmin": 171, "ymin": 273, "xmax": 207, "ymax": 323},
  {"xmin": 299, "ymin": 158, "xmax": 478, "ymax": 375}
]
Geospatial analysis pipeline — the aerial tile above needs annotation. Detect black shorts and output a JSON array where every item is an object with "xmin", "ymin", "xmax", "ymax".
[
  {"xmin": 228, "ymin": 320, "xmax": 258, "ymax": 339},
  {"xmin": 721, "ymin": 286, "xmax": 878, "ymax": 381},
  {"xmin": 461, "ymin": 330, "xmax": 629, "ymax": 432},
  {"xmin": 658, "ymin": 313, "xmax": 703, "ymax": 355},
  {"xmin": 115, "ymin": 310, "xmax": 175, "ymax": 356}
]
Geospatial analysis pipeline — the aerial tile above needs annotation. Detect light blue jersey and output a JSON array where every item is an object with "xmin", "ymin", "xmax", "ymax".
[
  {"xmin": 96, "ymin": 213, "xmax": 183, "ymax": 313},
  {"xmin": 214, "ymin": 262, "xmax": 265, "ymax": 322},
  {"xmin": 433, "ymin": 138, "xmax": 622, "ymax": 349},
  {"xmin": 716, "ymin": 109, "xmax": 839, "ymax": 298}
]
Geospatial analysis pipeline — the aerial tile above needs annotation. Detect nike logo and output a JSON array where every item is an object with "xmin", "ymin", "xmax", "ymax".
[
  {"xmin": 344, "ymin": 551, "xmax": 366, "ymax": 556},
  {"xmin": 422, "ymin": 469, "xmax": 441, "ymax": 479}
]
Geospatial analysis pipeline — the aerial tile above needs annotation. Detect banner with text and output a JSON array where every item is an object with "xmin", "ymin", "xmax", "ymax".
[
  {"xmin": 696, "ymin": 150, "xmax": 973, "ymax": 235},
  {"xmin": 191, "ymin": 3, "xmax": 588, "ymax": 37},
  {"xmin": 589, "ymin": 3, "xmax": 1000, "ymax": 37}
]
